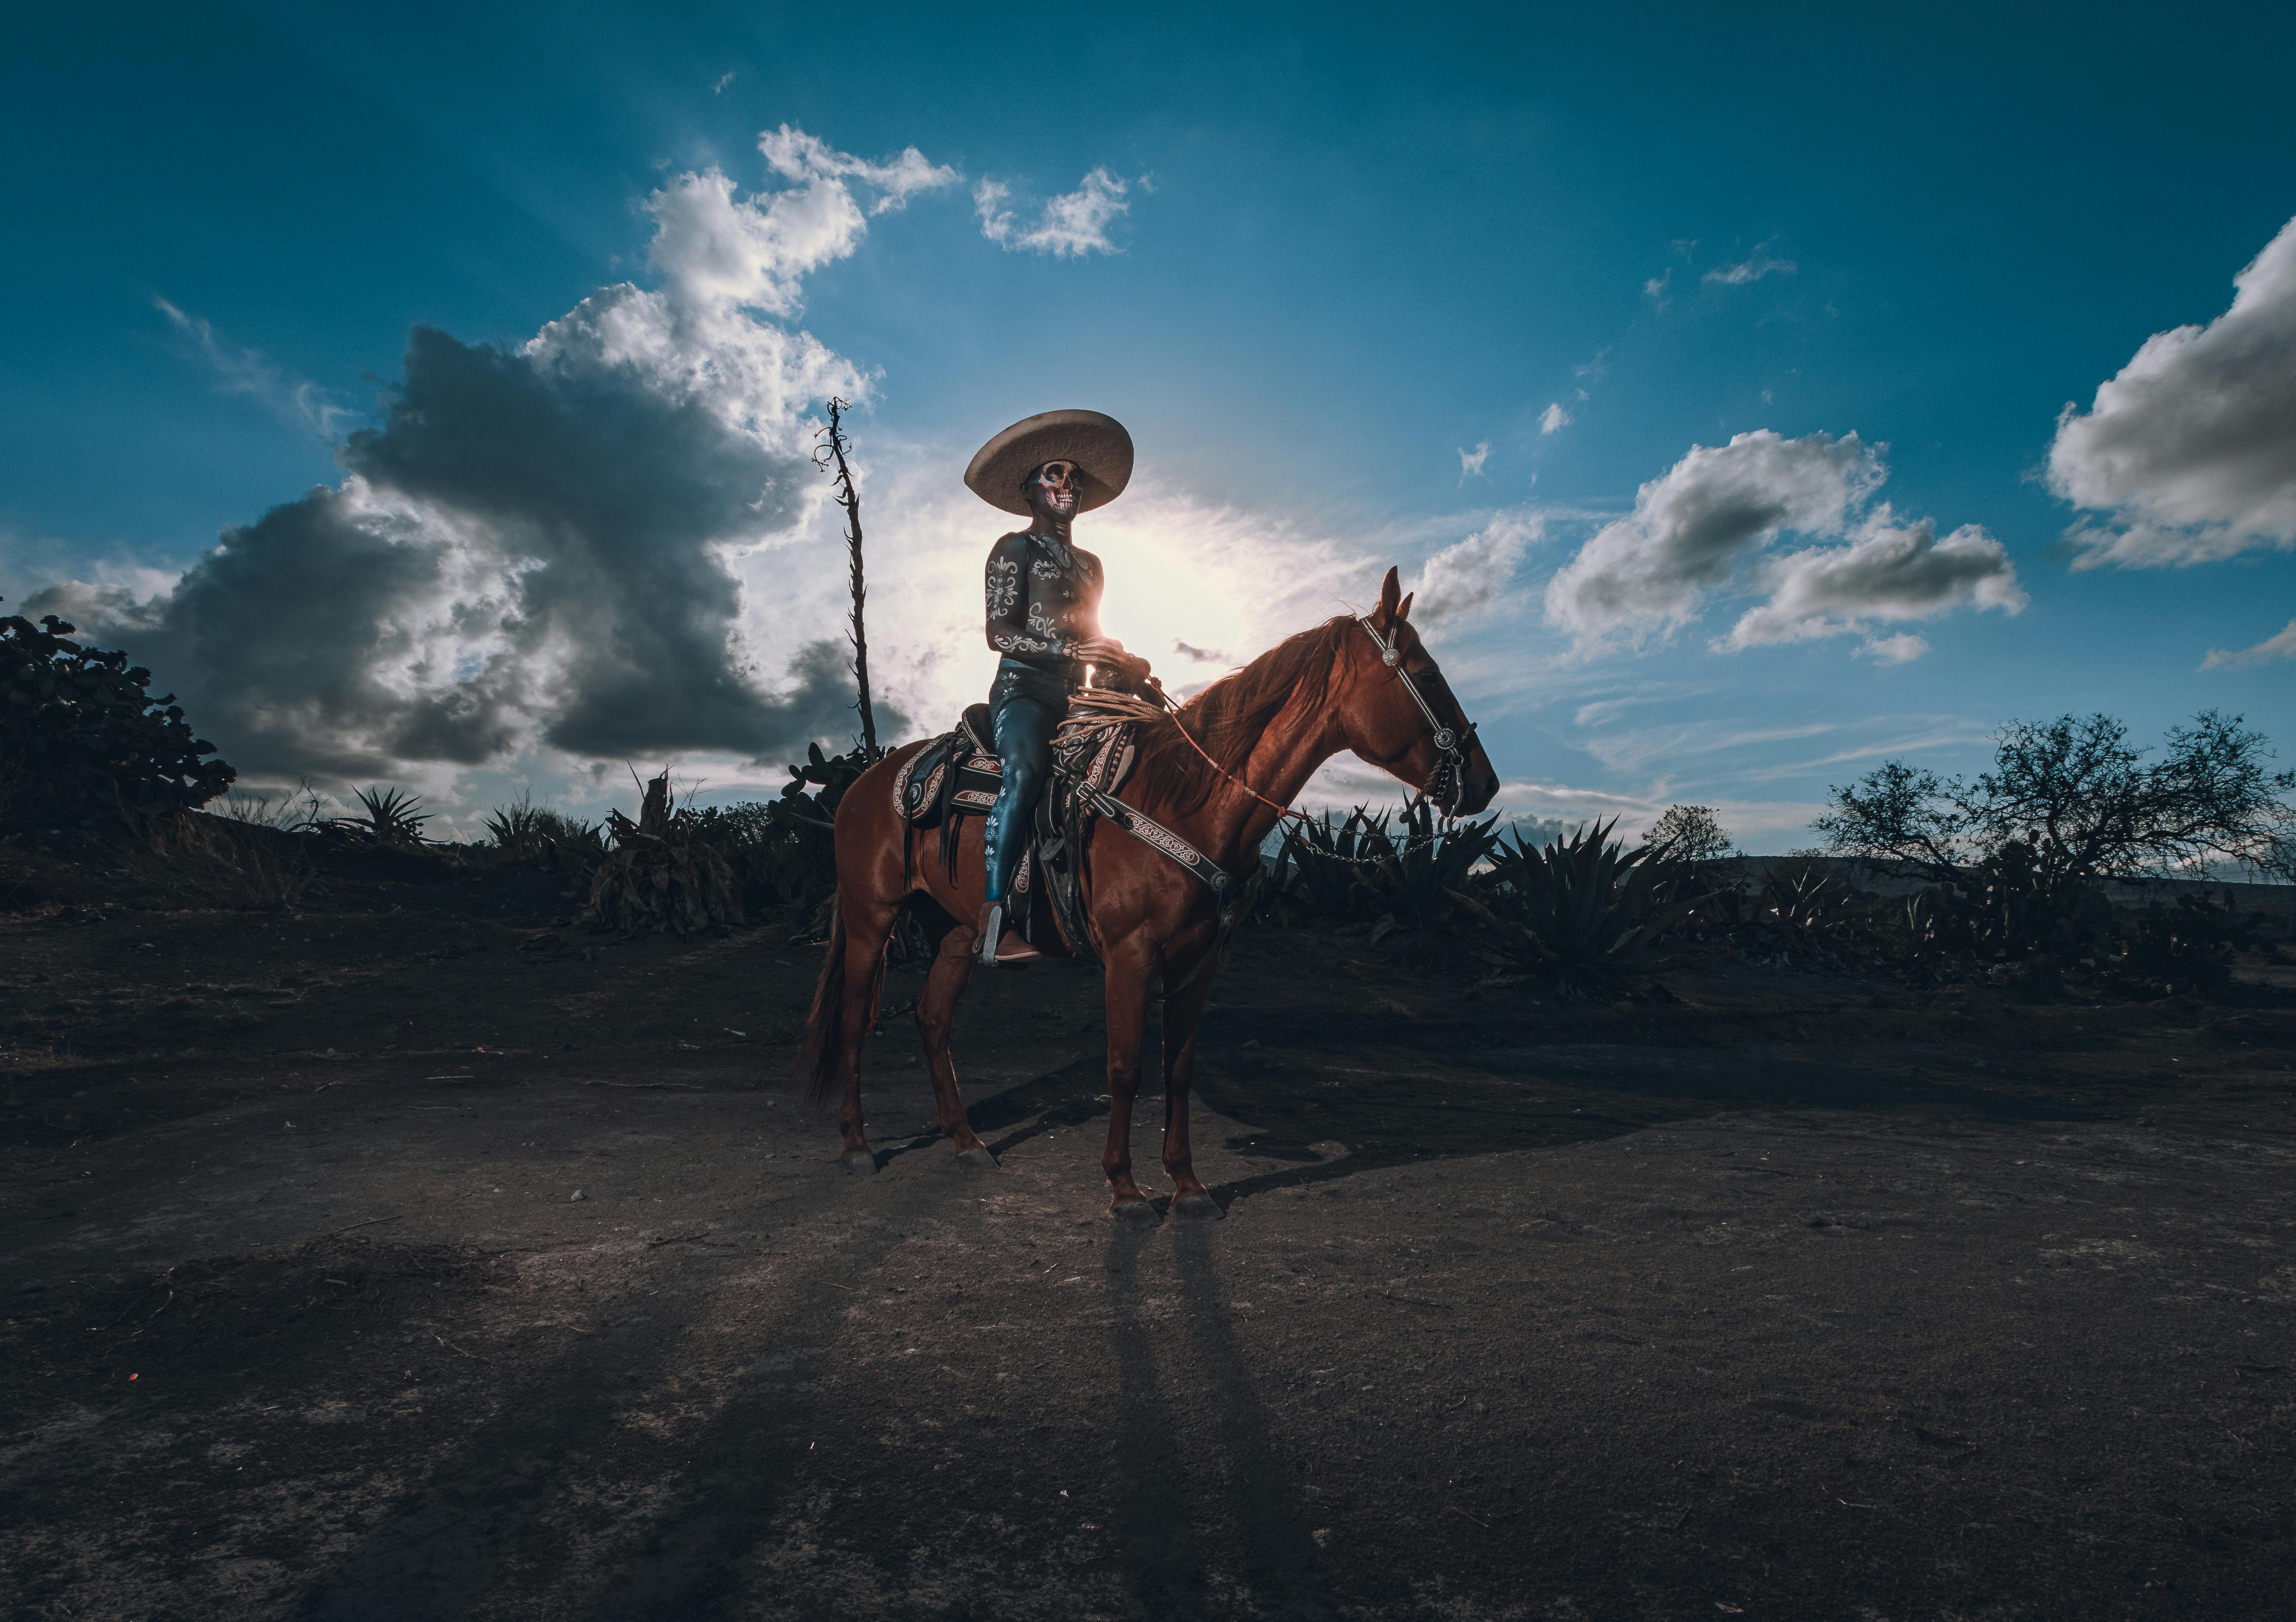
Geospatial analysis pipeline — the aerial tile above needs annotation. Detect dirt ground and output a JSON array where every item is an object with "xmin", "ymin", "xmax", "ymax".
[{"xmin": 3, "ymin": 857, "xmax": 2294, "ymax": 1620}]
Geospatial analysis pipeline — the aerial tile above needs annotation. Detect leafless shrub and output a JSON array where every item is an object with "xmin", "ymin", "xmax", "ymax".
[
  {"xmin": 222, "ymin": 779, "xmax": 329, "ymax": 831},
  {"xmin": 580, "ymin": 773, "xmax": 743, "ymax": 935},
  {"xmin": 139, "ymin": 812, "xmax": 318, "ymax": 911},
  {"xmin": 1642, "ymin": 804, "xmax": 1735, "ymax": 867}
]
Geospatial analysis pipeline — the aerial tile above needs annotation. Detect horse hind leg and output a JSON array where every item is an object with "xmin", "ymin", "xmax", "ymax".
[
  {"xmin": 830, "ymin": 900, "xmax": 900, "ymax": 1175},
  {"xmin": 916, "ymin": 919, "xmax": 997, "ymax": 1168}
]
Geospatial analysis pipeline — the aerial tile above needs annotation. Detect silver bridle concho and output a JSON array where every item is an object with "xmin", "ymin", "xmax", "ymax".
[{"xmin": 1357, "ymin": 615, "xmax": 1473, "ymax": 813}]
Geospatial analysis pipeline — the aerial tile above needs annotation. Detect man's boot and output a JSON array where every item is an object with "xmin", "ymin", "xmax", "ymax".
[{"xmin": 974, "ymin": 900, "xmax": 1040, "ymax": 968}]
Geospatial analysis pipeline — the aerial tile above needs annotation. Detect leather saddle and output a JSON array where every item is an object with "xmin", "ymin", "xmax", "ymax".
[
  {"xmin": 893, "ymin": 703, "xmax": 1001, "ymax": 829},
  {"xmin": 891, "ymin": 700, "xmax": 1143, "ymax": 958}
]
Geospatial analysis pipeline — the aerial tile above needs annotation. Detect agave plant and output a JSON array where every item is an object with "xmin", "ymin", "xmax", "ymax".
[
  {"xmin": 1479, "ymin": 817, "xmax": 1701, "ymax": 985},
  {"xmin": 1901, "ymin": 888, "xmax": 1963, "ymax": 975},
  {"xmin": 484, "ymin": 793, "xmax": 607, "ymax": 891},
  {"xmin": 326, "ymin": 785, "xmax": 431, "ymax": 846},
  {"xmin": 1762, "ymin": 862, "xmax": 1835, "ymax": 928},
  {"xmin": 483, "ymin": 793, "xmax": 548, "ymax": 854}
]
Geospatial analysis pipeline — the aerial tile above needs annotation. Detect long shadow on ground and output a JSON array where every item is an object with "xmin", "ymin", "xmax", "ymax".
[
  {"xmin": 293, "ymin": 1177, "xmax": 963, "ymax": 1620},
  {"xmin": 896, "ymin": 1002, "xmax": 2099, "ymax": 1210}
]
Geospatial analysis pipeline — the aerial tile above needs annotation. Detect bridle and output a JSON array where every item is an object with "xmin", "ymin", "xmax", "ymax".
[
  {"xmin": 1356, "ymin": 614, "xmax": 1476, "ymax": 816},
  {"xmin": 1154, "ymin": 613, "xmax": 1481, "ymax": 834}
]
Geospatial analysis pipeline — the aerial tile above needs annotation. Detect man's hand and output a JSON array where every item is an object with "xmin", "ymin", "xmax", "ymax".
[{"xmin": 1072, "ymin": 636, "xmax": 1128, "ymax": 668}]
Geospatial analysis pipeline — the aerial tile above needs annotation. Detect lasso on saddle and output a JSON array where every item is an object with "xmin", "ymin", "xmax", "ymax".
[{"xmin": 890, "ymin": 692, "xmax": 1251, "ymax": 970}]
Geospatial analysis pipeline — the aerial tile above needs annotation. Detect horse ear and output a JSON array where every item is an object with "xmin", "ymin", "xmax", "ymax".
[
  {"xmin": 1375, "ymin": 566, "xmax": 1402, "ymax": 622},
  {"xmin": 1395, "ymin": 591, "xmax": 1414, "ymax": 622}
]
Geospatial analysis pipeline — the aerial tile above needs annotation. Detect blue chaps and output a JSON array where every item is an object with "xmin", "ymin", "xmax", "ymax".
[{"xmin": 985, "ymin": 664, "xmax": 1071, "ymax": 904}]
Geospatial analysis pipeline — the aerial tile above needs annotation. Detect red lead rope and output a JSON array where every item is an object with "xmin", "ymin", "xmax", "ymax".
[{"xmin": 1158, "ymin": 693, "xmax": 1316, "ymax": 829}]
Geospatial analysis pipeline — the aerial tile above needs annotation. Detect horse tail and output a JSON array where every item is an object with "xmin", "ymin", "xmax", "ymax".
[{"xmin": 800, "ymin": 895, "xmax": 878, "ymax": 1108}]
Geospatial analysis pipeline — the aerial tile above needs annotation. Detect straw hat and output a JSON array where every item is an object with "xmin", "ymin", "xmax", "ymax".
[{"xmin": 963, "ymin": 409, "xmax": 1134, "ymax": 516}]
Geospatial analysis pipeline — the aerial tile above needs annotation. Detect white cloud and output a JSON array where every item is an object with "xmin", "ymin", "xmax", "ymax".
[
  {"xmin": 1539, "ymin": 402, "xmax": 1571, "ymax": 435},
  {"xmin": 1721, "ymin": 507, "xmax": 2024, "ymax": 653},
  {"xmin": 2048, "ymin": 214, "xmax": 2296, "ymax": 568},
  {"xmin": 31, "ymin": 127, "xmax": 971, "ymax": 810},
  {"xmin": 1703, "ymin": 243, "xmax": 1797, "ymax": 286},
  {"xmin": 2203, "ymin": 618, "xmax": 2296, "ymax": 670},
  {"xmin": 1458, "ymin": 440, "xmax": 1489, "ymax": 479},
  {"xmin": 641, "ymin": 126, "xmax": 957, "ymax": 334},
  {"xmin": 155, "ymin": 299, "xmax": 355, "ymax": 439},
  {"xmin": 1543, "ymin": 430, "xmax": 2022, "ymax": 656},
  {"xmin": 1578, "ymin": 719, "xmax": 1836, "ymax": 777},
  {"xmin": 1643, "ymin": 270, "xmax": 1671, "ymax": 305},
  {"xmin": 1463, "ymin": 775, "xmax": 1821, "ymax": 844},
  {"xmin": 976, "ymin": 166, "xmax": 1132, "ymax": 257},
  {"xmin": 1855, "ymin": 632, "xmax": 1930, "ymax": 664},
  {"xmin": 757, "ymin": 124, "xmax": 958, "ymax": 217},
  {"xmin": 1572, "ymin": 712, "xmax": 1994, "ymax": 790},
  {"xmin": 1409, "ymin": 514, "xmax": 1540, "ymax": 626},
  {"xmin": 1544, "ymin": 430, "xmax": 1878, "ymax": 644},
  {"xmin": 711, "ymin": 70, "xmax": 736, "ymax": 94}
]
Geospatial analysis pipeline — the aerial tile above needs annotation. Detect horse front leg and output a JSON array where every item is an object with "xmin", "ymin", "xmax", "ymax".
[
  {"xmin": 1100, "ymin": 944, "xmax": 1158, "ymax": 1222},
  {"xmin": 1158, "ymin": 957, "xmax": 1222, "ymax": 1220}
]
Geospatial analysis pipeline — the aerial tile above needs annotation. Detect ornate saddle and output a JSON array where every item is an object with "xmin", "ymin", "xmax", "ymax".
[
  {"xmin": 889, "ymin": 691, "xmax": 1251, "ymax": 971},
  {"xmin": 891, "ymin": 702, "xmax": 1004, "ymax": 829}
]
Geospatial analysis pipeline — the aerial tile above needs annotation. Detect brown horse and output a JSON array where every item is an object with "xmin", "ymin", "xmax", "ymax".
[{"xmin": 798, "ymin": 566, "xmax": 1499, "ymax": 1219}]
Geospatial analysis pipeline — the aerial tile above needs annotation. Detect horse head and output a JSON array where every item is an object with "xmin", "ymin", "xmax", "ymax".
[{"xmin": 1336, "ymin": 566, "xmax": 1500, "ymax": 817}]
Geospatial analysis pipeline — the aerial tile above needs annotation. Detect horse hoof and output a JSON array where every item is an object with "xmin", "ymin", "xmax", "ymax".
[
  {"xmin": 1172, "ymin": 1193, "xmax": 1224, "ymax": 1222},
  {"xmin": 840, "ymin": 1152, "xmax": 878, "ymax": 1176},
  {"xmin": 957, "ymin": 1145, "xmax": 1000, "ymax": 1170},
  {"xmin": 1112, "ymin": 1199, "xmax": 1161, "ymax": 1225}
]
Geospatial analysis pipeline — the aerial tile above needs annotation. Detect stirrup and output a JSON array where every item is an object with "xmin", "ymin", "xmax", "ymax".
[{"xmin": 975, "ymin": 902, "xmax": 1040, "ymax": 968}]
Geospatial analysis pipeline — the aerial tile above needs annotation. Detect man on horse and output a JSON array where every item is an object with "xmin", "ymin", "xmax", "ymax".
[{"xmin": 963, "ymin": 409, "xmax": 1152, "ymax": 966}]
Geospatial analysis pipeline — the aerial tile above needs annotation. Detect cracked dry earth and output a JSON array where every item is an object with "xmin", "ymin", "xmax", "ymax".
[{"xmin": 3, "ymin": 905, "xmax": 2294, "ymax": 1620}]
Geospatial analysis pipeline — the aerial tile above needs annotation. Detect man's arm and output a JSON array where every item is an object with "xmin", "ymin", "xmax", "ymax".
[{"xmin": 984, "ymin": 533, "xmax": 1066, "ymax": 663}]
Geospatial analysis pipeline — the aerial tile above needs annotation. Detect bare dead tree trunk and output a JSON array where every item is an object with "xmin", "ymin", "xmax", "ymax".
[{"xmin": 815, "ymin": 399, "xmax": 879, "ymax": 761}]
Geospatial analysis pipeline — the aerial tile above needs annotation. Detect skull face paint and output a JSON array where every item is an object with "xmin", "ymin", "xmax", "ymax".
[{"xmin": 1024, "ymin": 459, "xmax": 1082, "ymax": 530}]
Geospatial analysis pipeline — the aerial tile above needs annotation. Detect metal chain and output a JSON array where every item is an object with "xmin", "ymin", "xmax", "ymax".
[{"xmin": 1282, "ymin": 831, "xmax": 1452, "ymax": 869}]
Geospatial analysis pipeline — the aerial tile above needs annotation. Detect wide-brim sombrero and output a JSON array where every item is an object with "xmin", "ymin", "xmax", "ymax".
[{"xmin": 964, "ymin": 409, "xmax": 1134, "ymax": 517}]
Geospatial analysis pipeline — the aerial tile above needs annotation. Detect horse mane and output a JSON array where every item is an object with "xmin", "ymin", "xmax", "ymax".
[{"xmin": 1128, "ymin": 616, "xmax": 1353, "ymax": 817}]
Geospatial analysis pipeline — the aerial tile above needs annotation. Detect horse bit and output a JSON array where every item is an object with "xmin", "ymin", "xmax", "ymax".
[{"xmin": 1357, "ymin": 615, "xmax": 1476, "ymax": 816}]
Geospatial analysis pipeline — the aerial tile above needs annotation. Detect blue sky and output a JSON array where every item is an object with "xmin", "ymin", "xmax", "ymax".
[{"xmin": 5, "ymin": 3, "xmax": 2293, "ymax": 844}]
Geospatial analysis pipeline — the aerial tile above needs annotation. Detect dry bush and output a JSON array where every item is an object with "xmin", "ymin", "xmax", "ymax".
[
  {"xmin": 221, "ymin": 781, "xmax": 328, "ymax": 831},
  {"xmin": 135, "ymin": 812, "xmax": 318, "ymax": 911},
  {"xmin": 580, "ymin": 774, "xmax": 743, "ymax": 935}
]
